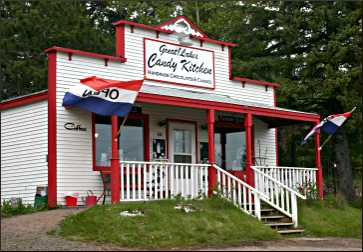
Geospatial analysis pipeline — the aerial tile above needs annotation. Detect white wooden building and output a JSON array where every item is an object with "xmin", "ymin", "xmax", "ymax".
[{"xmin": 1, "ymin": 16, "xmax": 323, "ymax": 230}]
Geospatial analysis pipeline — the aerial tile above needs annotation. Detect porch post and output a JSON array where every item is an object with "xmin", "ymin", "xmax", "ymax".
[
  {"xmin": 245, "ymin": 113, "xmax": 254, "ymax": 186},
  {"xmin": 207, "ymin": 109, "xmax": 216, "ymax": 196},
  {"xmin": 111, "ymin": 115, "xmax": 120, "ymax": 203},
  {"xmin": 314, "ymin": 121, "xmax": 323, "ymax": 199}
]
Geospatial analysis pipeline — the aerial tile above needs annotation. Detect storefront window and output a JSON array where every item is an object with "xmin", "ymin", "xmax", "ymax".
[
  {"xmin": 215, "ymin": 130, "xmax": 246, "ymax": 171},
  {"xmin": 94, "ymin": 114, "xmax": 146, "ymax": 168}
]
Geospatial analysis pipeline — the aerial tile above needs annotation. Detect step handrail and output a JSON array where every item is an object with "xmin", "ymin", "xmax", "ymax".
[
  {"xmin": 252, "ymin": 166, "xmax": 306, "ymax": 199},
  {"xmin": 213, "ymin": 164, "xmax": 269, "ymax": 200},
  {"xmin": 253, "ymin": 165, "xmax": 318, "ymax": 171}
]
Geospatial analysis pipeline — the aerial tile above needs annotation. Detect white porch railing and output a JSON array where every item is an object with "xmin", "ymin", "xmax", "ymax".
[
  {"xmin": 252, "ymin": 166, "xmax": 318, "ymax": 196},
  {"xmin": 120, "ymin": 161, "xmax": 209, "ymax": 201},
  {"xmin": 214, "ymin": 164, "xmax": 268, "ymax": 220},
  {"xmin": 252, "ymin": 166, "xmax": 306, "ymax": 227}
]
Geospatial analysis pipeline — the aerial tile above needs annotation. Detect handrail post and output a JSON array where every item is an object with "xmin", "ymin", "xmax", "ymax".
[
  {"xmin": 291, "ymin": 193, "xmax": 298, "ymax": 228},
  {"xmin": 207, "ymin": 109, "xmax": 216, "ymax": 197},
  {"xmin": 254, "ymin": 193, "xmax": 261, "ymax": 220}
]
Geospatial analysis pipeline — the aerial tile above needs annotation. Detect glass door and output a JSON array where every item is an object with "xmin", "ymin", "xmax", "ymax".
[{"xmin": 168, "ymin": 122, "xmax": 196, "ymax": 163}]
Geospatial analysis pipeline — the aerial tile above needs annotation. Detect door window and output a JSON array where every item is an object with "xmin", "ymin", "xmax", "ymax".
[{"xmin": 173, "ymin": 129, "xmax": 192, "ymax": 163}]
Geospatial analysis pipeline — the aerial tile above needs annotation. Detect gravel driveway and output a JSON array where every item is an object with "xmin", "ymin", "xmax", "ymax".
[{"xmin": 1, "ymin": 208, "xmax": 362, "ymax": 251}]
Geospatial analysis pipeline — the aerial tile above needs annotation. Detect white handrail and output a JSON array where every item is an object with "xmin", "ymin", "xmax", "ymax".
[
  {"xmin": 213, "ymin": 164, "xmax": 269, "ymax": 220},
  {"xmin": 119, "ymin": 161, "xmax": 210, "ymax": 201},
  {"xmin": 253, "ymin": 165, "xmax": 317, "ymax": 196},
  {"xmin": 252, "ymin": 167, "xmax": 306, "ymax": 199},
  {"xmin": 252, "ymin": 166, "xmax": 305, "ymax": 227},
  {"xmin": 253, "ymin": 165, "xmax": 318, "ymax": 170}
]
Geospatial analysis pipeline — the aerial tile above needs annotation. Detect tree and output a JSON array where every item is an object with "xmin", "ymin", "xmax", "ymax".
[{"xmin": 0, "ymin": 0, "xmax": 113, "ymax": 100}]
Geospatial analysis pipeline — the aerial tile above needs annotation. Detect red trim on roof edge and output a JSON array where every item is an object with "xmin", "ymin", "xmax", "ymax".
[
  {"xmin": 232, "ymin": 77, "xmax": 280, "ymax": 88},
  {"xmin": 44, "ymin": 46, "xmax": 127, "ymax": 63},
  {"xmin": 0, "ymin": 91, "xmax": 48, "ymax": 110},
  {"xmin": 136, "ymin": 92, "xmax": 319, "ymax": 122}
]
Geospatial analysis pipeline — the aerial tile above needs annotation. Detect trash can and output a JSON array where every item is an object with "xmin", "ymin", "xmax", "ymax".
[{"xmin": 34, "ymin": 195, "xmax": 47, "ymax": 208}]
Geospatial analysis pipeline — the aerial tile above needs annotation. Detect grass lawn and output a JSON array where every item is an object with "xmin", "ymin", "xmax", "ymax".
[
  {"xmin": 298, "ymin": 195, "xmax": 362, "ymax": 239},
  {"xmin": 57, "ymin": 197, "xmax": 280, "ymax": 248}
]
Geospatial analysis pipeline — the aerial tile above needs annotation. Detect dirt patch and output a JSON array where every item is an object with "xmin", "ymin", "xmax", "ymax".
[{"xmin": 1, "ymin": 208, "xmax": 362, "ymax": 251}]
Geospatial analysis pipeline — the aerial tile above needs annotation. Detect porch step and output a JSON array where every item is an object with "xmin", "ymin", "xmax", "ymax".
[
  {"xmin": 261, "ymin": 215, "xmax": 285, "ymax": 219},
  {"xmin": 277, "ymin": 228, "xmax": 305, "ymax": 234},
  {"xmin": 265, "ymin": 222, "xmax": 294, "ymax": 227}
]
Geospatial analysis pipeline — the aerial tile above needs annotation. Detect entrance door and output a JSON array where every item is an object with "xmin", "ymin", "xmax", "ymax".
[
  {"xmin": 168, "ymin": 121, "xmax": 196, "ymax": 197},
  {"xmin": 168, "ymin": 122, "xmax": 196, "ymax": 163}
]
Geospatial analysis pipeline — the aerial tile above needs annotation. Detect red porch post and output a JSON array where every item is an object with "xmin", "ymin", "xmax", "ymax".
[
  {"xmin": 245, "ymin": 113, "xmax": 254, "ymax": 186},
  {"xmin": 314, "ymin": 121, "xmax": 324, "ymax": 199},
  {"xmin": 111, "ymin": 115, "xmax": 120, "ymax": 203},
  {"xmin": 207, "ymin": 109, "xmax": 216, "ymax": 196}
]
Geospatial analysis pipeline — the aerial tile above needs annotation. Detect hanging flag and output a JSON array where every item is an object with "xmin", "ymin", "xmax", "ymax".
[
  {"xmin": 62, "ymin": 76, "xmax": 143, "ymax": 116},
  {"xmin": 301, "ymin": 108, "xmax": 355, "ymax": 145}
]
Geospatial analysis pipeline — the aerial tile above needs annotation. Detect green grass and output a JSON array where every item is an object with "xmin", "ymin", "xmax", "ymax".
[
  {"xmin": 57, "ymin": 197, "xmax": 280, "ymax": 248},
  {"xmin": 298, "ymin": 195, "xmax": 362, "ymax": 238}
]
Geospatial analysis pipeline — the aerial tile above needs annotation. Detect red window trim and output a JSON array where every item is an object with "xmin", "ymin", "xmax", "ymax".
[
  {"xmin": 0, "ymin": 91, "xmax": 48, "ymax": 110},
  {"xmin": 166, "ymin": 118, "xmax": 199, "ymax": 162},
  {"xmin": 92, "ymin": 112, "xmax": 150, "ymax": 171}
]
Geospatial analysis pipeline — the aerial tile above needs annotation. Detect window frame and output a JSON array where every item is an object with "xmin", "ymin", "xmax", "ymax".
[{"xmin": 92, "ymin": 112, "xmax": 149, "ymax": 171}]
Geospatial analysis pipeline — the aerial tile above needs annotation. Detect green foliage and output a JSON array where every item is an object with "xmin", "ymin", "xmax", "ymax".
[
  {"xmin": 57, "ymin": 198, "xmax": 280, "ymax": 248},
  {"xmin": 1, "ymin": 199, "xmax": 48, "ymax": 218},
  {"xmin": 298, "ymin": 195, "xmax": 362, "ymax": 238}
]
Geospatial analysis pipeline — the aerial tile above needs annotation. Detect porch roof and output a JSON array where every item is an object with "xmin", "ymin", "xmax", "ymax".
[{"xmin": 138, "ymin": 84, "xmax": 320, "ymax": 124}]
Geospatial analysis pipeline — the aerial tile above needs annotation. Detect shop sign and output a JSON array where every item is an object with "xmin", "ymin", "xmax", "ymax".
[
  {"xmin": 144, "ymin": 38, "xmax": 215, "ymax": 89},
  {"xmin": 64, "ymin": 122, "xmax": 87, "ymax": 131}
]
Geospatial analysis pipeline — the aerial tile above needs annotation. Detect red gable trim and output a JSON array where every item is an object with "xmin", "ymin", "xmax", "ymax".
[
  {"xmin": 113, "ymin": 19, "xmax": 238, "ymax": 47},
  {"xmin": 0, "ymin": 91, "xmax": 48, "ymax": 110},
  {"xmin": 156, "ymin": 15, "xmax": 209, "ymax": 38},
  {"xmin": 113, "ymin": 20, "xmax": 172, "ymax": 34},
  {"xmin": 44, "ymin": 46, "xmax": 127, "ymax": 63},
  {"xmin": 232, "ymin": 77, "xmax": 280, "ymax": 88}
]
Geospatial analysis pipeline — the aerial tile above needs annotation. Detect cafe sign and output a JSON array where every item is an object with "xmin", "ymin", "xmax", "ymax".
[{"xmin": 144, "ymin": 38, "xmax": 215, "ymax": 89}]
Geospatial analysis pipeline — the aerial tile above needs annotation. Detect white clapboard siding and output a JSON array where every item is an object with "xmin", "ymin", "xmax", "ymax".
[
  {"xmin": 1, "ymin": 101, "xmax": 48, "ymax": 205},
  {"xmin": 254, "ymin": 119, "xmax": 277, "ymax": 166}
]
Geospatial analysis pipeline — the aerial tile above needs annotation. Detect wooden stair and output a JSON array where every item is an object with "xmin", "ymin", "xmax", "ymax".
[{"xmin": 260, "ymin": 206, "xmax": 304, "ymax": 234}]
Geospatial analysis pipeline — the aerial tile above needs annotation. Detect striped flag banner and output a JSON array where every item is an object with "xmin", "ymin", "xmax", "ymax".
[
  {"xmin": 301, "ymin": 108, "xmax": 355, "ymax": 145},
  {"xmin": 62, "ymin": 76, "xmax": 143, "ymax": 116}
]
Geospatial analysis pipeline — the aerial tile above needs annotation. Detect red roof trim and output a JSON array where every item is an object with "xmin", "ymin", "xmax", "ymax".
[
  {"xmin": 232, "ymin": 77, "xmax": 280, "ymax": 88},
  {"xmin": 156, "ymin": 15, "xmax": 209, "ymax": 38},
  {"xmin": 113, "ymin": 19, "xmax": 238, "ymax": 47},
  {"xmin": 113, "ymin": 20, "xmax": 172, "ymax": 34},
  {"xmin": 0, "ymin": 91, "xmax": 48, "ymax": 110},
  {"xmin": 44, "ymin": 46, "xmax": 127, "ymax": 63},
  {"xmin": 137, "ymin": 92, "xmax": 319, "ymax": 122}
]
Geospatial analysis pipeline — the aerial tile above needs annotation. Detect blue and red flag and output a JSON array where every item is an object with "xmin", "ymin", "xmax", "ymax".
[
  {"xmin": 302, "ymin": 110, "xmax": 353, "ymax": 145},
  {"xmin": 62, "ymin": 76, "xmax": 143, "ymax": 116}
]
